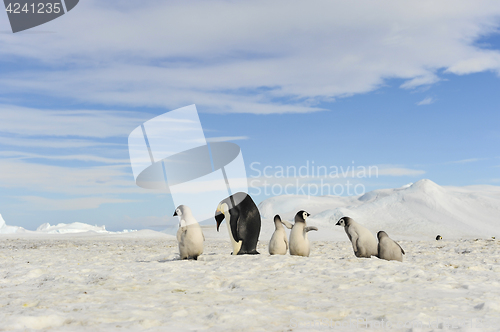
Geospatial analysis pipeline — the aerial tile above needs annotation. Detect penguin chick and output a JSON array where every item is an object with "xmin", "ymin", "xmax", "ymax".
[
  {"xmin": 336, "ymin": 216, "xmax": 377, "ymax": 258},
  {"xmin": 289, "ymin": 211, "xmax": 318, "ymax": 257},
  {"xmin": 269, "ymin": 215, "xmax": 289, "ymax": 255},
  {"xmin": 174, "ymin": 205, "xmax": 204, "ymax": 260},
  {"xmin": 377, "ymin": 231, "xmax": 405, "ymax": 262}
]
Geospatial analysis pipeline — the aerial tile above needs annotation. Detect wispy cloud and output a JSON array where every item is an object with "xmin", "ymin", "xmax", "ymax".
[
  {"xmin": 1, "ymin": 1, "xmax": 500, "ymax": 113},
  {"xmin": 447, "ymin": 158, "xmax": 487, "ymax": 164},
  {"xmin": 402, "ymin": 75, "xmax": 440, "ymax": 89},
  {"xmin": 18, "ymin": 196, "xmax": 140, "ymax": 211},
  {"xmin": 0, "ymin": 159, "xmax": 141, "ymax": 196},
  {"xmin": 0, "ymin": 104, "xmax": 151, "ymax": 138},
  {"xmin": 417, "ymin": 97, "xmax": 435, "ymax": 105},
  {"xmin": 248, "ymin": 164, "xmax": 425, "ymax": 181},
  {"xmin": 0, "ymin": 136, "xmax": 122, "ymax": 149},
  {"xmin": 206, "ymin": 136, "xmax": 249, "ymax": 143},
  {"xmin": 377, "ymin": 168, "xmax": 426, "ymax": 176},
  {"xmin": 0, "ymin": 151, "xmax": 129, "ymax": 164}
]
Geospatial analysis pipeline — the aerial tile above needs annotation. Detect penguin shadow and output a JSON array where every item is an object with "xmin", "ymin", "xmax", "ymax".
[
  {"xmin": 135, "ymin": 254, "xmax": 181, "ymax": 263},
  {"xmin": 156, "ymin": 253, "xmax": 218, "ymax": 263}
]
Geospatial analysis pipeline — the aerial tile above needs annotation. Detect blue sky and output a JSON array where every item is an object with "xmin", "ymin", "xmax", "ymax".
[{"xmin": 0, "ymin": 0, "xmax": 499, "ymax": 231}]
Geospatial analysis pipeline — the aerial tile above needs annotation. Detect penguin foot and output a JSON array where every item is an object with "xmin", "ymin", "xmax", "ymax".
[{"xmin": 237, "ymin": 250, "xmax": 260, "ymax": 255}]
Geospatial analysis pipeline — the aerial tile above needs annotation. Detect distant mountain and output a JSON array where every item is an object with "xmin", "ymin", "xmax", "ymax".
[{"xmin": 258, "ymin": 179, "xmax": 500, "ymax": 239}]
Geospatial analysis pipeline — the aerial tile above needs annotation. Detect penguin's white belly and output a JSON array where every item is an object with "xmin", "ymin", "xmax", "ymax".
[
  {"xmin": 378, "ymin": 238, "xmax": 403, "ymax": 262},
  {"xmin": 178, "ymin": 225, "xmax": 204, "ymax": 259},
  {"xmin": 269, "ymin": 229, "xmax": 287, "ymax": 255},
  {"xmin": 226, "ymin": 220, "xmax": 242, "ymax": 255},
  {"xmin": 289, "ymin": 227, "xmax": 310, "ymax": 257}
]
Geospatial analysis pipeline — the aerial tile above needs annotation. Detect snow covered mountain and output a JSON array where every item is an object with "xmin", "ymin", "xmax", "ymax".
[{"xmin": 258, "ymin": 179, "xmax": 500, "ymax": 240}]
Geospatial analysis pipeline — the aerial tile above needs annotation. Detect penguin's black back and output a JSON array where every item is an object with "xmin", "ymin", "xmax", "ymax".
[{"xmin": 229, "ymin": 192, "xmax": 261, "ymax": 255}]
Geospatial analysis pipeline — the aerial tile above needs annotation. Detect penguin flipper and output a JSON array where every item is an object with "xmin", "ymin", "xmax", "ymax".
[
  {"xmin": 350, "ymin": 231, "xmax": 359, "ymax": 255},
  {"xmin": 177, "ymin": 226, "xmax": 187, "ymax": 242},
  {"xmin": 305, "ymin": 226, "xmax": 318, "ymax": 232},
  {"xmin": 397, "ymin": 242, "xmax": 405, "ymax": 255},
  {"xmin": 229, "ymin": 208, "xmax": 241, "ymax": 243},
  {"xmin": 281, "ymin": 220, "xmax": 293, "ymax": 229}
]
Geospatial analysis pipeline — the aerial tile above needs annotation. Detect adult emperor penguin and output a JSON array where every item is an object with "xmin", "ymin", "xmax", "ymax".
[
  {"xmin": 377, "ymin": 231, "xmax": 405, "ymax": 262},
  {"xmin": 269, "ymin": 215, "xmax": 292, "ymax": 255},
  {"xmin": 174, "ymin": 205, "xmax": 204, "ymax": 260},
  {"xmin": 336, "ymin": 216, "xmax": 377, "ymax": 258},
  {"xmin": 215, "ymin": 192, "xmax": 261, "ymax": 255},
  {"xmin": 289, "ymin": 210, "xmax": 318, "ymax": 257}
]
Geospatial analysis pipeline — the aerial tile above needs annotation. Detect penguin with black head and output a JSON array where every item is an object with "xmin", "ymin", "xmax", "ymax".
[
  {"xmin": 215, "ymin": 192, "xmax": 261, "ymax": 255},
  {"xmin": 289, "ymin": 210, "xmax": 318, "ymax": 257}
]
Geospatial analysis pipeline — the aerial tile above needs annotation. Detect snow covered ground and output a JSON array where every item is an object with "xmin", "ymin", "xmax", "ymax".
[
  {"xmin": 1, "ymin": 232, "xmax": 500, "ymax": 331},
  {"xmin": 1, "ymin": 179, "xmax": 500, "ymax": 331}
]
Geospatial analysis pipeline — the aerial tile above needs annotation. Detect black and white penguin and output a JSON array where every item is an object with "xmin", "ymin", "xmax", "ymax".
[
  {"xmin": 215, "ymin": 192, "xmax": 261, "ymax": 255},
  {"xmin": 377, "ymin": 231, "xmax": 405, "ymax": 262},
  {"xmin": 336, "ymin": 216, "xmax": 377, "ymax": 258},
  {"xmin": 269, "ymin": 215, "xmax": 291, "ymax": 255},
  {"xmin": 174, "ymin": 205, "xmax": 204, "ymax": 260},
  {"xmin": 289, "ymin": 210, "xmax": 318, "ymax": 257}
]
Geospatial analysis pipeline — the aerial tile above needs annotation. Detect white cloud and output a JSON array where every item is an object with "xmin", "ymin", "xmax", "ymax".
[
  {"xmin": 417, "ymin": 97, "xmax": 435, "ymax": 105},
  {"xmin": 401, "ymin": 74, "xmax": 440, "ymax": 89},
  {"xmin": 0, "ymin": 136, "xmax": 122, "ymax": 149},
  {"xmin": 1, "ymin": 1, "xmax": 500, "ymax": 113},
  {"xmin": 447, "ymin": 158, "xmax": 486, "ymax": 164},
  {"xmin": 0, "ymin": 158, "xmax": 143, "ymax": 195},
  {"xmin": 247, "ymin": 164, "xmax": 425, "ymax": 181},
  {"xmin": 0, "ymin": 151, "xmax": 129, "ymax": 164},
  {"xmin": 446, "ymin": 50, "xmax": 500, "ymax": 75},
  {"xmin": 376, "ymin": 168, "xmax": 426, "ymax": 176},
  {"xmin": 206, "ymin": 136, "xmax": 249, "ymax": 143},
  {"xmin": 17, "ymin": 196, "xmax": 139, "ymax": 211},
  {"xmin": 0, "ymin": 104, "xmax": 151, "ymax": 138}
]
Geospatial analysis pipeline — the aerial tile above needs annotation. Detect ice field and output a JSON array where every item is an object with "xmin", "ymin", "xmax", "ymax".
[
  {"xmin": 1, "ymin": 234, "xmax": 500, "ymax": 331},
  {"xmin": 1, "ymin": 179, "xmax": 500, "ymax": 331}
]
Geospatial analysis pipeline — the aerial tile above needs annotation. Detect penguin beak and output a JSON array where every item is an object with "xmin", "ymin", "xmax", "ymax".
[
  {"xmin": 215, "ymin": 208, "xmax": 225, "ymax": 232},
  {"xmin": 173, "ymin": 210, "xmax": 177, "ymax": 217},
  {"xmin": 335, "ymin": 220, "xmax": 341, "ymax": 226},
  {"xmin": 307, "ymin": 213, "xmax": 311, "ymax": 217}
]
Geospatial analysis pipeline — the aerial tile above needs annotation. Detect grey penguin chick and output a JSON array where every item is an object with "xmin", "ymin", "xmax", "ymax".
[
  {"xmin": 336, "ymin": 216, "xmax": 377, "ymax": 258},
  {"xmin": 289, "ymin": 211, "xmax": 318, "ymax": 257},
  {"xmin": 174, "ymin": 205, "xmax": 204, "ymax": 260},
  {"xmin": 377, "ymin": 231, "xmax": 405, "ymax": 262},
  {"xmin": 269, "ymin": 215, "xmax": 289, "ymax": 255}
]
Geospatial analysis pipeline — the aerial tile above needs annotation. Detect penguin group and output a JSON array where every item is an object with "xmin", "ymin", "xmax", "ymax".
[
  {"xmin": 173, "ymin": 192, "xmax": 405, "ymax": 262},
  {"xmin": 336, "ymin": 216, "xmax": 405, "ymax": 262}
]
